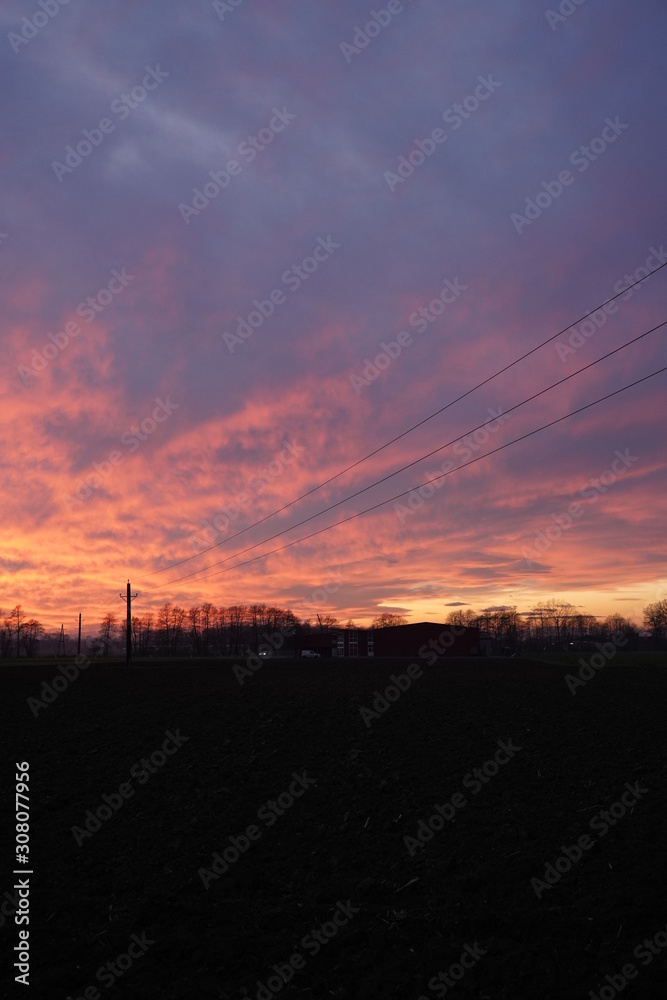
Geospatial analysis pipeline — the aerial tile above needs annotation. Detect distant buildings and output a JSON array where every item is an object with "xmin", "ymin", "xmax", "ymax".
[{"xmin": 295, "ymin": 622, "xmax": 482, "ymax": 658}]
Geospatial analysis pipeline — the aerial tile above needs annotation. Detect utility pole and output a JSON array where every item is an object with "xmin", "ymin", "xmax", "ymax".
[
  {"xmin": 119, "ymin": 581, "xmax": 139, "ymax": 666},
  {"xmin": 77, "ymin": 613, "xmax": 82, "ymax": 656},
  {"xmin": 57, "ymin": 624, "xmax": 65, "ymax": 658}
]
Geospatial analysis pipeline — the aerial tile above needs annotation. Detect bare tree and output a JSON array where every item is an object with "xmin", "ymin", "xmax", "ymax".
[
  {"xmin": 316, "ymin": 614, "xmax": 339, "ymax": 631},
  {"xmin": 643, "ymin": 600, "xmax": 667, "ymax": 644},
  {"xmin": 0, "ymin": 612, "xmax": 15, "ymax": 658},
  {"xmin": 446, "ymin": 609, "xmax": 478, "ymax": 627},
  {"xmin": 187, "ymin": 606, "xmax": 201, "ymax": 655},
  {"xmin": 21, "ymin": 619, "xmax": 45, "ymax": 657},
  {"xmin": 131, "ymin": 614, "xmax": 154, "ymax": 656},
  {"xmin": 200, "ymin": 602, "xmax": 215, "ymax": 655},
  {"xmin": 265, "ymin": 605, "xmax": 284, "ymax": 632},
  {"xmin": 131, "ymin": 616, "xmax": 142, "ymax": 655},
  {"xmin": 281, "ymin": 609, "xmax": 300, "ymax": 635},
  {"xmin": 601, "ymin": 614, "xmax": 639, "ymax": 646},
  {"xmin": 227, "ymin": 605, "xmax": 248, "ymax": 654},
  {"xmin": 571, "ymin": 614, "xmax": 596, "ymax": 643},
  {"xmin": 140, "ymin": 611, "xmax": 153, "ymax": 655},
  {"xmin": 9, "ymin": 605, "xmax": 23, "ymax": 657},
  {"xmin": 249, "ymin": 603, "xmax": 268, "ymax": 648},
  {"xmin": 171, "ymin": 606, "xmax": 186, "ymax": 654},
  {"xmin": 496, "ymin": 608, "xmax": 522, "ymax": 646},
  {"xmin": 528, "ymin": 600, "xmax": 577, "ymax": 646},
  {"xmin": 157, "ymin": 603, "xmax": 173, "ymax": 654},
  {"xmin": 98, "ymin": 613, "xmax": 117, "ymax": 656},
  {"xmin": 214, "ymin": 606, "xmax": 227, "ymax": 656},
  {"xmin": 371, "ymin": 612, "xmax": 408, "ymax": 628}
]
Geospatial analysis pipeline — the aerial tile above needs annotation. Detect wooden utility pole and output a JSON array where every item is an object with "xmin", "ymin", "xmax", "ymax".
[
  {"xmin": 126, "ymin": 582, "xmax": 131, "ymax": 665},
  {"xmin": 119, "ymin": 581, "xmax": 138, "ymax": 666},
  {"xmin": 77, "ymin": 613, "xmax": 82, "ymax": 656},
  {"xmin": 57, "ymin": 624, "xmax": 65, "ymax": 657}
]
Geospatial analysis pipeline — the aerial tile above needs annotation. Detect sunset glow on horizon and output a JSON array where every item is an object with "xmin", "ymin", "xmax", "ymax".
[{"xmin": 2, "ymin": 0, "xmax": 666, "ymax": 637}]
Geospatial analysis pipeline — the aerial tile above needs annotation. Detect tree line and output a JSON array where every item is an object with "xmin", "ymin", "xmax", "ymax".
[
  {"xmin": 445, "ymin": 599, "xmax": 667, "ymax": 650},
  {"xmin": 0, "ymin": 606, "xmax": 46, "ymax": 658},
  {"xmin": 1, "ymin": 599, "xmax": 666, "ymax": 658},
  {"xmin": 92, "ymin": 607, "xmax": 409, "ymax": 658}
]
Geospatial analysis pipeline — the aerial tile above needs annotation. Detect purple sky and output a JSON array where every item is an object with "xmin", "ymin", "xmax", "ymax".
[{"xmin": 2, "ymin": 0, "xmax": 666, "ymax": 632}]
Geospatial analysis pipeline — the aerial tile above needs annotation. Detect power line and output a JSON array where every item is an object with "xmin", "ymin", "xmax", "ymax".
[
  {"xmin": 142, "ymin": 319, "xmax": 666, "ymax": 592},
  {"xmin": 144, "ymin": 258, "xmax": 667, "ymax": 578},
  {"xmin": 143, "ymin": 362, "xmax": 667, "ymax": 592}
]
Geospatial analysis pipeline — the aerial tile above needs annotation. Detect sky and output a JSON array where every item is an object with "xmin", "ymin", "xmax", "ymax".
[{"xmin": 2, "ymin": 0, "xmax": 666, "ymax": 635}]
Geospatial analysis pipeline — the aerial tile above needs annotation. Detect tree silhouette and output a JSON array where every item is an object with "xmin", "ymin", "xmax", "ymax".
[
  {"xmin": 98, "ymin": 613, "xmax": 117, "ymax": 656},
  {"xmin": 21, "ymin": 619, "xmax": 45, "ymax": 657},
  {"xmin": 643, "ymin": 600, "xmax": 667, "ymax": 643},
  {"xmin": 9, "ymin": 605, "xmax": 23, "ymax": 657},
  {"xmin": 371, "ymin": 612, "xmax": 408, "ymax": 628}
]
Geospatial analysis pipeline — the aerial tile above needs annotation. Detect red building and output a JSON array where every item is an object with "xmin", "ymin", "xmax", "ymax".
[{"xmin": 295, "ymin": 622, "xmax": 481, "ymax": 658}]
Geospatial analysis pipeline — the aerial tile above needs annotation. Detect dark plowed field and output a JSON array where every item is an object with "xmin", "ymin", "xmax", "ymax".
[{"xmin": 3, "ymin": 657, "xmax": 666, "ymax": 999}]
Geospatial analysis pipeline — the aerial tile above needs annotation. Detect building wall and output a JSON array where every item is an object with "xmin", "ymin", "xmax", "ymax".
[
  {"xmin": 334, "ymin": 629, "xmax": 371, "ymax": 656},
  {"xmin": 372, "ymin": 623, "xmax": 480, "ymax": 658},
  {"xmin": 294, "ymin": 623, "xmax": 480, "ymax": 657},
  {"xmin": 295, "ymin": 633, "xmax": 335, "ymax": 655}
]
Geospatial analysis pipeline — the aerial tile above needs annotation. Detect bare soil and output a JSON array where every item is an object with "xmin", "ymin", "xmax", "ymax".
[{"xmin": 4, "ymin": 656, "xmax": 666, "ymax": 999}]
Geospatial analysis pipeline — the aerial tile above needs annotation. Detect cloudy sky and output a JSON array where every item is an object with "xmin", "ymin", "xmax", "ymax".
[{"xmin": 2, "ymin": 0, "xmax": 666, "ymax": 633}]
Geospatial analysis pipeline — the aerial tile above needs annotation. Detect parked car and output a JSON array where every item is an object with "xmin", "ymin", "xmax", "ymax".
[{"xmin": 301, "ymin": 649, "xmax": 321, "ymax": 658}]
